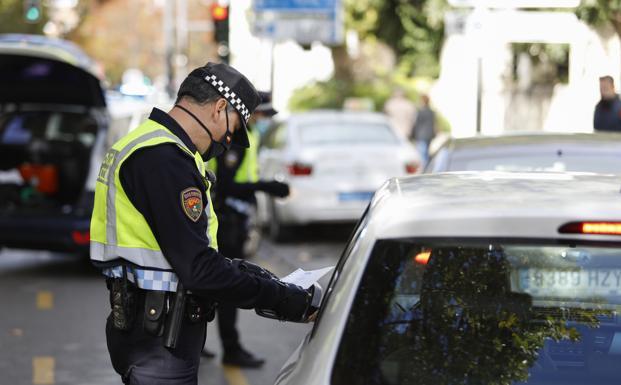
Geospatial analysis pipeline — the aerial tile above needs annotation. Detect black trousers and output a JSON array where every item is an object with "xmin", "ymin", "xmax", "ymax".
[
  {"xmin": 106, "ymin": 290, "xmax": 208, "ymax": 385},
  {"xmin": 216, "ymin": 211, "xmax": 249, "ymax": 353}
]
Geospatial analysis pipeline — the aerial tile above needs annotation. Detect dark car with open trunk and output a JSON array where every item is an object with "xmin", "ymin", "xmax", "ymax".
[{"xmin": 0, "ymin": 34, "xmax": 109, "ymax": 252}]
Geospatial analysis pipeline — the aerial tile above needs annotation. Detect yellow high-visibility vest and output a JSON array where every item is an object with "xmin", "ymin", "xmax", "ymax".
[{"xmin": 90, "ymin": 119, "xmax": 218, "ymax": 270}]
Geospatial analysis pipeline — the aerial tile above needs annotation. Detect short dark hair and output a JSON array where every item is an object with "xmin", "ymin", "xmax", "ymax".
[
  {"xmin": 600, "ymin": 75, "xmax": 614, "ymax": 84},
  {"xmin": 175, "ymin": 75, "xmax": 221, "ymax": 105}
]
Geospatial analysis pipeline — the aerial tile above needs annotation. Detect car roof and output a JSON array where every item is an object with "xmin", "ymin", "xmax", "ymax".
[
  {"xmin": 0, "ymin": 34, "xmax": 101, "ymax": 78},
  {"xmin": 369, "ymin": 172, "xmax": 621, "ymax": 241},
  {"xmin": 445, "ymin": 132, "xmax": 621, "ymax": 153},
  {"xmin": 287, "ymin": 110, "xmax": 390, "ymax": 125}
]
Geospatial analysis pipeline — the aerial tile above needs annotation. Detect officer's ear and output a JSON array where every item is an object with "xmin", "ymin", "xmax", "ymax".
[{"xmin": 214, "ymin": 98, "xmax": 228, "ymax": 115}]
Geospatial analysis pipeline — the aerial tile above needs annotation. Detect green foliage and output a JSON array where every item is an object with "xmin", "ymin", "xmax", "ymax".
[
  {"xmin": 344, "ymin": 0, "xmax": 448, "ymax": 77},
  {"xmin": 576, "ymin": 0, "xmax": 621, "ymax": 25},
  {"xmin": 0, "ymin": 0, "xmax": 47, "ymax": 34},
  {"xmin": 289, "ymin": 75, "xmax": 452, "ymax": 132},
  {"xmin": 288, "ymin": 75, "xmax": 421, "ymax": 112},
  {"xmin": 576, "ymin": 0, "xmax": 621, "ymax": 35},
  {"xmin": 512, "ymin": 43, "xmax": 570, "ymax": 84}
]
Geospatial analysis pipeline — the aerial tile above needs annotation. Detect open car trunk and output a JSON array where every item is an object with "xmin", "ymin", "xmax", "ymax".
[
  {"xmin": 0, "ymin": 109, "xmax": 98, "ymax": 211},
  {"xmin": 0, "ymin": 35, "xmax": 107, "ymax": 251}
]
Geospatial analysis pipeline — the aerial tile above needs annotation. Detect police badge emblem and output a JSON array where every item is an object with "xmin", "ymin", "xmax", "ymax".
[{"xmin": 181, "ymin": 187, "xmax": 203, "ymax": 222}]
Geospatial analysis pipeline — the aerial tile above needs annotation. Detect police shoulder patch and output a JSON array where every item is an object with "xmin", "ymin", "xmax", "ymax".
[{"xmin": 181, "ymin": 187, "xmax": 203, "ymax": 222}]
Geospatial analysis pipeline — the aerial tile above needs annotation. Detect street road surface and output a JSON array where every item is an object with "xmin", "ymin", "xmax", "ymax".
[{"xmin": 0, "ymin": 225, "xmax": 351, "ymax": 385}]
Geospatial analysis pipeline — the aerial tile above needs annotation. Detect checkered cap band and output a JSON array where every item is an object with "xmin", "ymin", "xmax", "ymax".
[
  {"xmin": 205, "ymin": 73, "xmax": 251, "ymax": 124},
  {"xmin": 103, "ymin": 266, "xmax": 178, "ymax": 292}
]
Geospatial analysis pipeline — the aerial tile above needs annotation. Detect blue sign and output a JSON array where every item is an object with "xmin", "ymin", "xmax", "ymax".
[
  {"xmin": 254, "ymin": 0, "xmax": 337, "ymax": 12},
  {"xmin": 252, "ymin": 0, "xmax": 343, "ymax": 45}
]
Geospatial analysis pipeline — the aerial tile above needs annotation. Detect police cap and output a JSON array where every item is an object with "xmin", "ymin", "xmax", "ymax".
[
  {"xmin": 187, "ymin": 62, "xmax": 260, "ymax": 148},
  {"xmin": 256, "ymin": 91, "xmax": 278, "ymax": 117}
]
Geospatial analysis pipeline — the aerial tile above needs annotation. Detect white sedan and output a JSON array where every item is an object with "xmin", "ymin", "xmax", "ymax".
[
  {"xmin": 276, "ymin": 171, "xmax": 621, "ymax": 385},
  {"xmin": 257, "ymin": 110, "xmax": 420, "ymax": 241}
]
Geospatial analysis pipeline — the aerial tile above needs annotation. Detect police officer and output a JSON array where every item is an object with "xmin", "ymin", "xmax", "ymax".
[
  {"xmin": 204, "ymin": 91, "xmax": 287, "ymax": 367},
  {"xmin": 90, "ymin": 62, "xmax": 315, "ymax": 385}
]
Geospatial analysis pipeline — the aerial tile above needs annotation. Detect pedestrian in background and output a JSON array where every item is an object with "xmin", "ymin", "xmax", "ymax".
[
  {"xmin": 594, "ymin": 75, "xmax": 621, "ymax": 132},
  {"xmin": 383, "ymin": 88, "xmax": 417, "ymax": 139},
  {"xmin": 90, "ymin": 62, "xmax": 315, "ymax": 385},
  {"xmin": 203, "ymin": 91, "xmax": 289, "ymax": 368},
  {"xmin": 410, "ymin": 94, "xmax": 436, "ymax": 166}
]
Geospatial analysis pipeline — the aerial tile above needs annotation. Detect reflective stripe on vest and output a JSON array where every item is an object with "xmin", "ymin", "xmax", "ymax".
[{"xmin": 90, "ymin": 119, "xmax": 218, "ymax": 270}]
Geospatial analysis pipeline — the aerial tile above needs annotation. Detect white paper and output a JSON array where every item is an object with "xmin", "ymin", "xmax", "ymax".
[{"xmin": 281, "ymin": 266, "xmax": 334, "ymax": 289}]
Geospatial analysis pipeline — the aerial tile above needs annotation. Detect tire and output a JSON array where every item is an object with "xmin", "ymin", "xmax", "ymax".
[{"xmin": 268, "ymin": 199, "xmax": 291, "ymax": 243}]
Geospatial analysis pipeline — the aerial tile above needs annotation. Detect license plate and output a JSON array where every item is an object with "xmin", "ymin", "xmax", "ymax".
[
  {"xmin": 516, "ymin": 268, "xmax": 621, "ymax": 298},
  {"xmin": 338, "ymin": 191, "xmax": 374, "ymax": 202}
]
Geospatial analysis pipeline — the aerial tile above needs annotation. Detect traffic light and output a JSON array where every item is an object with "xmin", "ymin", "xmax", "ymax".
[
  {"xmin": 23, "ymin": 0, "xmax": 42, "ymax": 24},
  {"xmin": 211, "ymin": 3, "xmax": 229, "ymax": 63}
]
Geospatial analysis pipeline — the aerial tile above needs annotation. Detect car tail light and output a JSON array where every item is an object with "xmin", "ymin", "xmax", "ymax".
[
  {"xmin": 288, "ymin": 162, "xmax": 313, "ymax": 176},
  {"xmin": 414, "ymin": 250, "xmax": 431, "ymax": 265},
  {"xmin": 559, "ymin": 222, "xmax": 621, "ymax": 235},
  {"xmin": 405, "ymin": 162, "xmax": 418, "ymax": 174},
  {"xmin": 72, "ymin": 230, "xmax": 90, "ymax": 245}
]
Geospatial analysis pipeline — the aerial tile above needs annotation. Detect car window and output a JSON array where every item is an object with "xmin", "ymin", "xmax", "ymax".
[
  {"xmin": 448, "ymin": 152, "xmax": 621, "ymax": 174},
  {"xmin": 262, "ymin": 123, "xmax": 287, "ymax": 149},
  {"xmin": 424, "ymin": 147, "xmax": 449, "ymax": 173},
  {"xmin": 0, "ymin": 111, "xmax": 97, "ymax": 147},
  {"xmin": 332, "ymin": 239, "xmax": 621, "ymax": 385},
  {"xmin": 298, "ymin": 122, "xmax": 399, "ymax": 146}
]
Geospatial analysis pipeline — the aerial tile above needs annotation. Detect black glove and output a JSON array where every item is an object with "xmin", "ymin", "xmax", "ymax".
[
  {"xmin": 231, "ymin": 259, "xmax": 279, "ymax": 281},
  {"xmin": 231, "ymin": 259, "xmax": 318, "ymax": 322},
  {"xmin": 258, "ymin": 181, "xmax": 290, "ymax": 198},
  {"xmin": 262, "ymin": 282, "xmax": 313, "ymax": 322}
]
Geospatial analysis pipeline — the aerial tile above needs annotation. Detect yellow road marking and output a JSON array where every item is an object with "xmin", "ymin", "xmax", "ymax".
[
  {"xmin": 222, "ymin": 365, "xmax": 250, "ymax": 385},
  {"xmin": 33, "ymin": 356, "xmax": 55, "ymax": 384},
  {"xmin": 36, "ymin": 291, "xmax": 53, "ymax": 310}
]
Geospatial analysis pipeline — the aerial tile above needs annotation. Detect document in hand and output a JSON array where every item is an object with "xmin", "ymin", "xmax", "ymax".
[{"xmin": 280, "ymin": 266, "xmax": 334, "ymax": 289}]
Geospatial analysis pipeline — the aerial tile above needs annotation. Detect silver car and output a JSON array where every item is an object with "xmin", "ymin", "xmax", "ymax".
[
  {"xmin": 258, "ymin": 110, "xmax": 420, "ymax": 241},
  {"xmin": 425, "ymin": 132, "xmax": 621, "ymax": 174},
  {"xmin": 276, "ymin": 171, "xmax": 621, "ymax": 385}
]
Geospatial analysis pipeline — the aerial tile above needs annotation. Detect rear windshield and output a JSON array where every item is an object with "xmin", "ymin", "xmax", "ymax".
[
  {"xmin": 332, "ymin": 240, "xmax": 621, "ymax": 385},
  {"xmin": 298, "ymin": 122, "xmax": 399, "ymax": 146},
  {"xmin": 449, "ymin": 152, "xmax": 621, "ymax": 174},
  {"xmin": 0, "ymin": 111, "xmax": 97, "ymax": 147}
]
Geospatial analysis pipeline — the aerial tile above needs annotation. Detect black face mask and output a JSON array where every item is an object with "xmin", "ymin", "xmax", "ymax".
[{"xmin": 175, "ymin": 104, "xmax": 233, "ymax": 160}]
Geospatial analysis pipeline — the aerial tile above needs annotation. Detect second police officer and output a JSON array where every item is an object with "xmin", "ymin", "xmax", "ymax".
[
  {"xmin": 204, "ymin": 91, "xmax": 289, "ymax": 367},
  {"xmin": 90, "ymin": 62, "xmax": 317, "ymax": 385}
]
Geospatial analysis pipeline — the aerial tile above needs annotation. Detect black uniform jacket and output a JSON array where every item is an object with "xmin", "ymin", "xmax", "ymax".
[{"xmin": 118, "ymin": 108, "xmax": 281, "ymax": 309}]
